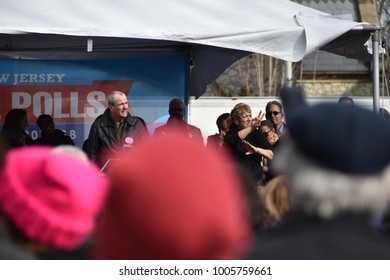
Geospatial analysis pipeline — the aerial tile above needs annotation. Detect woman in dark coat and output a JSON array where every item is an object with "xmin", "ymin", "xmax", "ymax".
[
  {"xmin": 258, "ymin": 119, "xmax": 281, "ymax": 183},
  {"xmin": 0, "ymin": 108, "xmax": 33, "ymax": 148},
  {"xmin": 224, "ymin": 103, "xmax": 273, "ymax": 185}
]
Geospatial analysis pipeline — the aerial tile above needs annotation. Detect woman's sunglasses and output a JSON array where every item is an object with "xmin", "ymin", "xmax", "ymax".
[{"xmin": 262, "ymin": 128, "xmax": 273, "ymax": 137}]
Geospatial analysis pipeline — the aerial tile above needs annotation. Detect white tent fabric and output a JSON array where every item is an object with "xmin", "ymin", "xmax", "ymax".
[{"xmin": 0, "ymin": 0, "xmax": 375, "ymax": 97}]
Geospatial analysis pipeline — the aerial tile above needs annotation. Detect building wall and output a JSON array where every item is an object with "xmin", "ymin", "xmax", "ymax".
[
  {"xmin": 298, "ymin": 79, "xmax": 373, "ymax": 97},
  {"xmin": 188, "ymin": 96, "xmax": 388, "ymax": 144}
]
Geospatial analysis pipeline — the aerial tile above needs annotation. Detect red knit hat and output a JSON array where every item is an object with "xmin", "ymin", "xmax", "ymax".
[
  {"xmin": 93, "ymin": 131, "xmax": 253, "ymax": 260},
  {"xmin": 0, "ymin": 146, "xmax": 109, "ymax": 250}
]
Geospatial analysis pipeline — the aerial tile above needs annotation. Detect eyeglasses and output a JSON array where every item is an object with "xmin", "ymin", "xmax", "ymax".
[
  {"xmin": 266, "ymin": 111, "xmax": 280, "ymax": 117},
  {"xmin": 262, "ymin": 128, "xmax": 273, "ymax": 137}
]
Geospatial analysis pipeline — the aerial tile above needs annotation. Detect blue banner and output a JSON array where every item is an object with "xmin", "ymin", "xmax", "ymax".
[{"xmin": 0, "ymin": 54, "xmax": 188, "ymax": 147}]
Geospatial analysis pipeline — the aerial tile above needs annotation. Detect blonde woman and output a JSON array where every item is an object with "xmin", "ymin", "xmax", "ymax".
[
  {"xmin": 260, "ymin": 176, "xmax": 291, "ymax": 227},
  {"xmin": 224, "ymin": 103, "xmax": 273, "ymax": 185}
]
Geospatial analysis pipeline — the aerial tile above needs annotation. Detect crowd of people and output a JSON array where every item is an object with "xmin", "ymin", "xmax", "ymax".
[{"xmin": 2, "ymin": 89, "xmax": 390, "ymax": 260}]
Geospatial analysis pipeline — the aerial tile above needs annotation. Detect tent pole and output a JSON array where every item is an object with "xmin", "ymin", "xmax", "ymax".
[
  {"xmin": 372, "ymin": 30, "xmax": 380, "ymax": 113},
  {"xmin": 285, "ymin": 61, "xmax": 293, "ymax": 87},
  {"xmin": 87, "ymin": 39, "xmax": 93, "ymax": 52}
]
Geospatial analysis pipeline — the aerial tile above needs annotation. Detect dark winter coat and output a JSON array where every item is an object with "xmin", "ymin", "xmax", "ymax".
[
  {"xmin": 224, "ymin": 123, "xmax": 272, "ymax": 183},
  {"xmin": 86, "ymin": 109, "xmax": 150, "ymax": 167},
  {"xmin": 154, "ymin": 116, "xmax": 204, "ymax": 145},
  {"xmin": 33, "ymin": 129, "xmax": 74, "ymax": 147},
  {"xmin": 247, "ymin": 212, "xmax": 390, "ymax": 260},
  {"xmin": 0, "ymin": 226, "xmax": 36, "ymax": 260}
]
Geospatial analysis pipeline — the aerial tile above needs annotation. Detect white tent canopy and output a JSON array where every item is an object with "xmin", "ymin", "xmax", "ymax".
[{"xmin": 0, "ymin": 0, "xmax": 377, "ymax": 98}]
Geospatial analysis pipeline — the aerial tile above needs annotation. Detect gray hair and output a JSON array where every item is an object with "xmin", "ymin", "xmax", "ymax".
[
  {"xmin": 107, "ymin": 91, "xmax": 126, "ymax": 106},
  {"xmin": 273, "ymin": 136, "xmax": 390, "ymax": 220}
]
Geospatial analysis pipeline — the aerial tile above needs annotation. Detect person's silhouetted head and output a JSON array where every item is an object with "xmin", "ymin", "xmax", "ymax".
[{"xmin": 338, "ymin": 96, "xmax": 354, "ymax": 105}]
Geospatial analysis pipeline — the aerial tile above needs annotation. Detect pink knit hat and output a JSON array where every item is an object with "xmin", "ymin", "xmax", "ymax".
[
  {"xmin": 93, "ymin": 131, "xmax": 253, "ymax": 260},
  {"xmin": 0, "ymin": 146, "xmax": 109, "ymax": 250}
]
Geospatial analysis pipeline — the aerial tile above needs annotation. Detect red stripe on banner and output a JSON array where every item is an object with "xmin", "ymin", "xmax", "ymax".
[{"xmin": 0, "ymin": 80, "xmax": 134, "ymax": 123}]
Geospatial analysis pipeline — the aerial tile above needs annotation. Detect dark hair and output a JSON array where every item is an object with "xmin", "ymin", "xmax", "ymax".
[
  {"xmin": 36, "ymin": 114, "xmax": 53, "ymax": 128},
  {"xmin": 260, "ymin": 119, "xmax": 276, "ymax": 130},
  {"xmin": 265, "ymin": 100, "xmax": 283, "ymax": 113},
  {"xmin": 1, "ymin": 109, "xmax": 27, "ymax": 136},
  {"xmin": 0, "ymin": 212, "xmax": 31, "ymax": 247},
  {"xmin": 338, "ymin": 96, "xmax": 354, "ymax": 104},
  {"xmin": 169, "ymin": 98, "xmax": 184, "ymax": 110},
  {"xmin": 216, "ymin": 113, "xmax": 230, "ymax": 131}
]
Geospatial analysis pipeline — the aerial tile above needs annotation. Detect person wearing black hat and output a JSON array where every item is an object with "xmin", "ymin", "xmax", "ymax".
[{"xmin": 247, "ymin": 86, "xmax": 390, "ymax": 260}]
